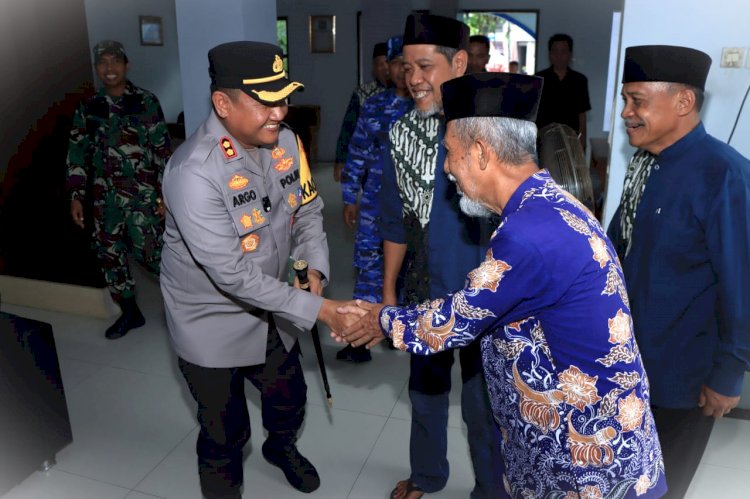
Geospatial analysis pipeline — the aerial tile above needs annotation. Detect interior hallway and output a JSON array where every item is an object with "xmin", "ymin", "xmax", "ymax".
[{"xmin": 2, "ymin": 163, "xmax": 749, "ymax": 499}]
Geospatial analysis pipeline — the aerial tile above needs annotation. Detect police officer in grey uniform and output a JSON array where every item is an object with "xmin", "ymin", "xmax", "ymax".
[{"xmin": 161, "ymin": 41, "xmax": 353, "ymax": 499}]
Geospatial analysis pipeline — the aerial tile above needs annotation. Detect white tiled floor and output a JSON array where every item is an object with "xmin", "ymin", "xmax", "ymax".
[{"xmin": 2, "ymin": 163, "xmax": 749, "ymax": 498}]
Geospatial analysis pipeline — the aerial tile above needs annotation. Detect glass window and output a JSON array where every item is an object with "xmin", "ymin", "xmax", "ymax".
[
  {"xmin": 458, "ymin": 11, "xmax": 538, "ymax": 74},
  {"xmin": 277, "ymin": 17, "xmax": 289, "ymax": 72}
]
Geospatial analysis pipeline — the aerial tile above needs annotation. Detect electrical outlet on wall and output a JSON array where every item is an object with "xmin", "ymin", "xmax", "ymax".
[{"xmin": 721, "ymin": 47, "xmax": 745, "ymax": 68}]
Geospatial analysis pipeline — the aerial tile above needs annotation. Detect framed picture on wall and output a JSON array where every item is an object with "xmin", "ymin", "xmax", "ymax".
[
  {"xmin": 139, "ymin": 16, "xmax": 163, "ymax": 46},
  {"xmin": 309, "ymin": 15, "xmax": 335, "ymax": 53}
]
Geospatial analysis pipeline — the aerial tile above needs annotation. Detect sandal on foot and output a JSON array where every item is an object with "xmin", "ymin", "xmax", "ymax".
[{"xmin": 390, "ymin": 479, "xmax": 424, "ymax": 499}]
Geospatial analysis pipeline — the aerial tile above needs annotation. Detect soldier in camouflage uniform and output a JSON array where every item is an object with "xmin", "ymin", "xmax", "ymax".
[
  {"xmin": 332, "ymin": 42, "xmax": 390, "ymax": 182},
  {"xmin": 66, "ymin": 40, "xmax": 171, "ymax": 339},
  {"xmin": 337, "ymin": 35, "xmax": 413, "ymax": 363}
]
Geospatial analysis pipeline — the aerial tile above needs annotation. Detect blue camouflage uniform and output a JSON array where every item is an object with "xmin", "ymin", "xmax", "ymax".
[
  {"xmin": 334, "ymin": 80, "xmax": 388, "ymax": 165},
  {"xmin": 341, "ymin": 89, "xmax": 413, "ymax": 302}
]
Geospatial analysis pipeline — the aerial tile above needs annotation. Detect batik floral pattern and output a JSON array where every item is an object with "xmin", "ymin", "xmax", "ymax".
[
  {"xmin": 559, "ymin": 366, "xmax": 603, "ymax": 411},
  {"xmin": 379, "ymin": 171, "xmax": 665, "ymax": 498},
  {"xmin": 467, "ymin": 251, "xmax": 512, "ymax": 292}
]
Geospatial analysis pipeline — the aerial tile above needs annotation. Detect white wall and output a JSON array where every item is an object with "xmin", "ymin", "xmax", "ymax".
[
  {"xmin": 603, "ymin": 0, "xmax": 750, "ymax": 225},
  {"xmin": 83, "ymin": 0, "xmax": 182, "ymax": 122},
  {"xmin": 174, "ymin": 0, "xmax": 277, "ymax": 136},
  {"xmin": 277, "ymin": 0, "xmax": 367, "ymax": 163}
]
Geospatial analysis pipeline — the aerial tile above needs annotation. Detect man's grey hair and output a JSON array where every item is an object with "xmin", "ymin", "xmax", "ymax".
[
  {"xmin": 435, "ymin": 46, "xmax": 458, "ymax": 63},
  {"xmin": 450, "ymin": 117, "xmax": 538, "ymax": 166},
  {"xmin": 669, "ymin": 83, "xmax": 705, "ymax": 112}
]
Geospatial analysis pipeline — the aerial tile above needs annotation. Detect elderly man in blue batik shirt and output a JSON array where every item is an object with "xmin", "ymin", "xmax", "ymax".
[
  {"xmin": 334, "ymin": 72, "xmax": 668, "ymax": 499},
  {"xmin": 607, "ymin": 45, "xmax": 750, "ymax": 499}
]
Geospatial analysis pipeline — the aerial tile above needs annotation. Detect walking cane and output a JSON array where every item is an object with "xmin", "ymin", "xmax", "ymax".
[{"xmin": 293, "ymin": 260, "xmax": 333, "ymax": 407}]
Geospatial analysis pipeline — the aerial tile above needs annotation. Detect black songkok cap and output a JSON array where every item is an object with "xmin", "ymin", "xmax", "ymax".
[
  {"xmin": 441, "ymin": 72, "xmax": 544, "ymax": 123},
  {"xmin": 208, "ymin": 41, "xmax": 303, "ymax": 105},
  {"xmin": 373, "ymin": 42, "xmax": 388, "ymax": 59},
  {"xmin": 623, "ymin": 45, "xmax": 711, "ymax": 90},
  {"xmin": 403, "ymin": 13, "xmax": 470, "ymax": 50}
]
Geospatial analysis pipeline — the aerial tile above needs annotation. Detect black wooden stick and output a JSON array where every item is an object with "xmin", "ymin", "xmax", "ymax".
[{"xmin": 293, "ymin": 260, "xmax": 333, "ymax": 407}]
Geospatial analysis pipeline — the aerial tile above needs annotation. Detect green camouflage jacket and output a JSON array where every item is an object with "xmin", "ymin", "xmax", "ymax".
[{"xmin": 66, "ymin": 80, "xmax": 171, "ymax": 200}]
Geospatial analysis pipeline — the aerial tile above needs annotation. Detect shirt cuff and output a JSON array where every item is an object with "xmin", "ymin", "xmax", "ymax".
[{"xmin": 706, "ymin": 354, "xmax": 747, "ymax": 397}]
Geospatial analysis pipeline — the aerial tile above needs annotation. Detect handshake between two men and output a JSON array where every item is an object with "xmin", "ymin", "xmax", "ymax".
[{"xmin": 317, "ymin": 299, "xmax": 389, "ymax": 349}]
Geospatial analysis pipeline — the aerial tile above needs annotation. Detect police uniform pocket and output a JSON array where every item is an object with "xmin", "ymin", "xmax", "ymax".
[
  {"xmin": 224, "ymin": 178, "xmax": 270, "ymax": 239},
  {"xmin": 229, "ymin": 200, "xmax": 269, "ymax": 236},
  {"xmin": 229, "ymin": 202, "xmax": 270, "ymax": 254}
]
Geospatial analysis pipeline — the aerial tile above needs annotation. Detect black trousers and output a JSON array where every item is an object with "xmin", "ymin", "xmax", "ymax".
[
  {"xmin": 652, "ymin": 405, "xmax": 715, "ymax": 499},
  {"xmin": 178, "ymin": 328, "xmax": 307, "ymax": 499}
]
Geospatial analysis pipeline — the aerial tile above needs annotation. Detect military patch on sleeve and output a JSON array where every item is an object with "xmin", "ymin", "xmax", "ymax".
[
  {"xmin": 220, "ymin": 136, "xmax": 237, "ymax": 160},
  {"xmin": 241, "ymin": 234, "xmax": 260, "ymax": 253},
  {"xmin": 297, "ymin": 136, "xmax": 317, "ymax": 205},
  {"xmin": 228, "ymin": 174, "xmax": 249, "ymax": 190}
]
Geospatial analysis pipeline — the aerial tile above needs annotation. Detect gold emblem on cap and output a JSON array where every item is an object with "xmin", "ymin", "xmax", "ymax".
[
  {"xmin": 273, "ymin": 54, "xmax": 283, "ymax": 73},
  {"xmin": 251, "ymin": 82, "xmax": 304, "ymax": 102}
]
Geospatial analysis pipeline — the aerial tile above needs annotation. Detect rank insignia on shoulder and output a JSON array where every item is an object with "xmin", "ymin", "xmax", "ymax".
[
  {"xmin": 271, "ymin": 146, "xmax": 286, "ymax": 159},
  {"xmin": 252, "ymin": 208, "xmax": 266, "ymax": 225},
  {"xmin": 228, "ymin": 174, "xmax": 249, "ymax": 190},
  {"xmin": 220, "ymin": 136, "xmax": 237, "ymax": 160},
  {"xmin": 287, "ymin": 192, "xmax": 298, "ymax": 209},
  {"xmin": 240, "ymin": 213, "xmax": 254, "ymax": 229},
  {"xmin": 274, "ymin": 157, "xmax": 294, "ymax": 172},
  {"xmin": 241, "ymin": 234, "xmax": 260, "ymax": 253}
]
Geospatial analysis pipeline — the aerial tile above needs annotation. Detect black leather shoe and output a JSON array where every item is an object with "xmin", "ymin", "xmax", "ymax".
[
  {"xmin": 105, "ymin": 298, "xmax": 145, "ymax": 340},
  {"xmin": 335, "ymin": 344, "xmax": 372, "ymax": 363},
  {"xmin": 262, "ymin": 440, "xmax": 320, "ymax": 493}
]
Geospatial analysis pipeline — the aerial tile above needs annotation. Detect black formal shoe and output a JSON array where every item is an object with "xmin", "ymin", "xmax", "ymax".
[
  {"xmin": 335, "ymin": 344, "xmax": 372, "ymax": 363},
  {"xmin": 262, "ymin": 440, "xmax": 320, "ymax": 493},
  {"xmin": 105, "ymin": 298, "xmax": 145, "ymax": 340}
]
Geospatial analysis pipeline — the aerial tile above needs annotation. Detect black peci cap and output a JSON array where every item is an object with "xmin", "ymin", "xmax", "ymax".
[
  {"xmin": 623, "ymin": 45, "xmax": 711, "ymax": 90},
  {"xmin": 403, "ymin": 13, "xmax": 470, "ymax": 51},
  {"xmin": 373, "ymin": 42, "xmax": 388, "ymax": 58},
  {"xmin": 208, "ymin": 41, "xmax": 303, "ymax": 105},
  {"xmin": 441, "ymin": 72, "xmax": 544, "ymax": 123}
]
